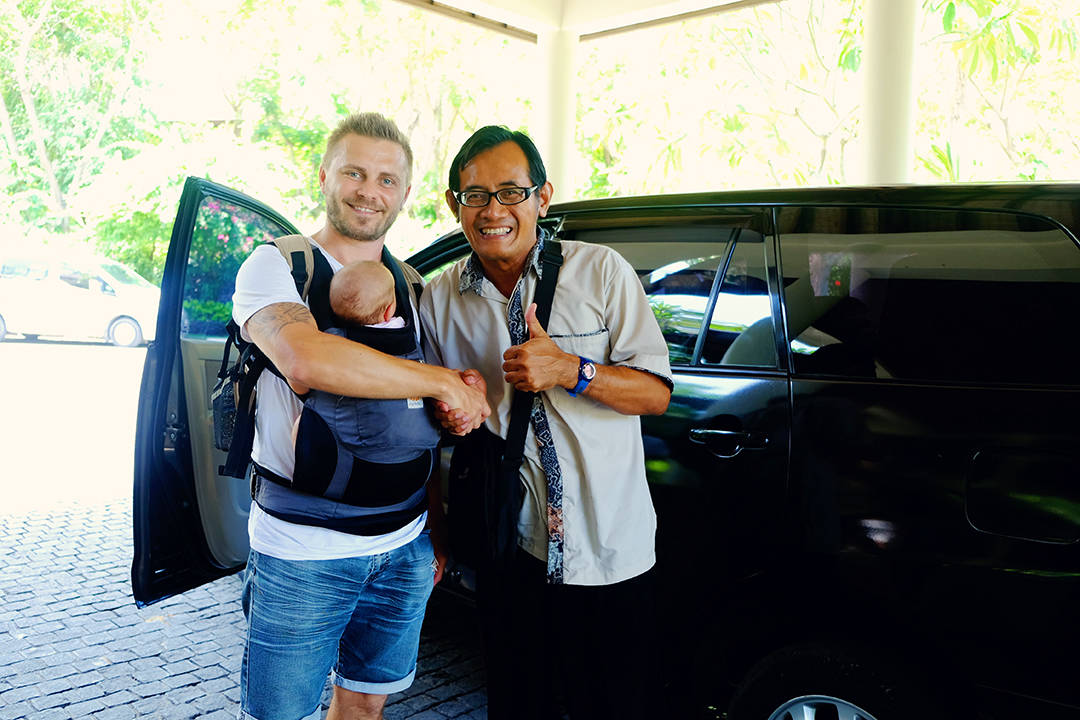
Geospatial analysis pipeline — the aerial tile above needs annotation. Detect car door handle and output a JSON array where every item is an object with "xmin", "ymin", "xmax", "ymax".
[{"xmin": 689, "ymin": 429, "xmax": 768, "ymax": 458}]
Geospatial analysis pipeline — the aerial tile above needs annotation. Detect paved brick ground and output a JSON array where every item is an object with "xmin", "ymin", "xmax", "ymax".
[{"xmin": 0, "ymin": 499, "xmax": 488, "ymax": 719}]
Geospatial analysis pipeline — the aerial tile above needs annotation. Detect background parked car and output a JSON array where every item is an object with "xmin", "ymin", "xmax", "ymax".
[
  {"xmin": 134, "ymin": 178, "xmax": 1080, "ymax": 720},
  {"xmin": 0, "ymin": 251, "xmax": 159, "ymax": 346}
]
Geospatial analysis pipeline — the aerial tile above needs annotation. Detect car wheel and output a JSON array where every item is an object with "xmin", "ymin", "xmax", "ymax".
[
  {"xmin": 107, "ymin": 316, "xmax": 144, "ymax": 347},
  {"xmin": 727, "ymin": 644, "xmax": 944, "ymax": 720}
]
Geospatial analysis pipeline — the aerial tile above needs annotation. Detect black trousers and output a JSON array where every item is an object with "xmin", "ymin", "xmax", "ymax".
[{"xmin": 477, "ymin": 550, "xmax": 658, "ymax": 720}]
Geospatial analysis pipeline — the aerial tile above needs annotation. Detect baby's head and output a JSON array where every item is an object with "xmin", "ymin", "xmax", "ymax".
[{"xmin": 330, "ymin": 260, "xmax": 396, "ymax": 326}]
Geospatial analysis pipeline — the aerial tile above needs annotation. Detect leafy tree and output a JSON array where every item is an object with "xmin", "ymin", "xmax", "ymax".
[
  {"xmin": 917, "ymin": 0, "xmax": 1079, "ymax": 181},
  {"xmin": 576, "ymin": 0, "xmax": 864, "ymax": 197},
  {"xmin": 0, "ymin": 0, "xmax": 156, "ymax": 234}
]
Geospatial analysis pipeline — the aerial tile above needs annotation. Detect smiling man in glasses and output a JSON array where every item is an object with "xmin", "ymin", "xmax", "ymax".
[{"xmin": 419, "ymin": 126, "xmax": 673, "ymax": 720}]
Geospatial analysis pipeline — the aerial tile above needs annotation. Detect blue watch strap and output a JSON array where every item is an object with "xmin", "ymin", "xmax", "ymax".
[{"xmin": 567, "ymin": 356, "xmax": 595, "ymax": 396}]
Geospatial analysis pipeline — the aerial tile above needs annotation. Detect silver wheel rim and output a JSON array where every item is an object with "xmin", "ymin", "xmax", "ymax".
[
  {"xmin": 767, "ymin": 695, "xmax": 880, "ymax": 720},
  {"xmin": 110, "ymin": 320, "xmax": 139, "ymax": 346}
]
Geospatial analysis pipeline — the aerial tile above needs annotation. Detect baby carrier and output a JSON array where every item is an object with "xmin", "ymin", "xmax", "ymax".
[{"xmin": 211, "ymin": 236, "xmax": 435, "ymax": 535}]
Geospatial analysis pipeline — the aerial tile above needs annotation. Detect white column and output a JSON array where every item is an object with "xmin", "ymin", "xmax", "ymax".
[
  {"xmin": 537, "ymin": 28, "xmax": 578, "ymax": 203},
  {"xmin": 861, "ymin": 0, "xmax": 918, "ymax": 184}
]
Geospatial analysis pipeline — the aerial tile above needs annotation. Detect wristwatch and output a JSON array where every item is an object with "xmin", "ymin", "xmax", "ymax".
[{"xmin": 567, "ymin": 356, "xmax": 597, "ymax": 396}]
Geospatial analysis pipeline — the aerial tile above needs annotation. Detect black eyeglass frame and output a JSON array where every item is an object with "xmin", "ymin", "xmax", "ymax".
[{"xmin": 452, "ymin": 185, "xmax": 540, "ymax": 208}]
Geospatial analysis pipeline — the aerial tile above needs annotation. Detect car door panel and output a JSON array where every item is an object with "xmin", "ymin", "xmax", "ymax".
[
  {"xmin": 540, "ymin": 209, "xmax": 790, "ymax": 711},
  {"xmin": 181, "ymin": 336, "xmax": 251, "ymax": 567},
  {"xmin": 778, "ymin": 204, "xmax": 1080, "ymax": 708},
  {"xmin": 132, "ymin": 177, "xmax": 299, "ymax": 607}
]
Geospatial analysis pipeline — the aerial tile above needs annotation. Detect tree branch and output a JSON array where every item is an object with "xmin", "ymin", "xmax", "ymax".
[
  {"xmin": 0, "ymin": 81, "xmax": 27, "ymax": 166},
  {"xmin": 11, "ymin": 0, "xmax": 71, "ymax": 228}
]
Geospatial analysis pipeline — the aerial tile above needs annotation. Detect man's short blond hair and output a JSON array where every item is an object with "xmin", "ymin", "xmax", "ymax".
[
  {"xmin": 323, "ymin": 112, "xmax": 413, "ymax": 184},
  {"xmin": 329, "ymin": 261, "xmax": 396, "ymax": 326}
]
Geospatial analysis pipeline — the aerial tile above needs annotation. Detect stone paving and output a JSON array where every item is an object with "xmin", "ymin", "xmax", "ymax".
[{"xmin": 0, "ymin": 498, "xmax": 488, "ymax": 719}]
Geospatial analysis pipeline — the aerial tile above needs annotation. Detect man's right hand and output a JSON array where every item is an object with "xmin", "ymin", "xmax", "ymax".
[{"xmin": 435, "ymin": 369, "xmax": 489, "ymax": 435}]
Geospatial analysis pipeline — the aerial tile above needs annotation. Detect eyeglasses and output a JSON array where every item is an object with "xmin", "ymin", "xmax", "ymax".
[{"xmin": 453, "ymin": 185, "xmax": 539, "ymax": 208}]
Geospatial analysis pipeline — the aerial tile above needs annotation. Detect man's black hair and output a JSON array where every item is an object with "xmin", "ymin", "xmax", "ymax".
[{"xmin": 448, "ymin": 126, "xmax": 547, "ymax": 192}]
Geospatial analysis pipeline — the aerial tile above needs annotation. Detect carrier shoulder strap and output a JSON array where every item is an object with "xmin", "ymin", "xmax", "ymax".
[
  {"xmin": 270, "ymin": 234, "xmax": 314, "ymax": 300},
  {"xmin": 381, "ymin": 247, "xmax": 428, "ymax": 350},
  {"xmin": 501, "ymin": 239, "xmax": 563, "ymax": 474},
  {"xmin": 218, "ymin": 235, "xmax": 326, "ymax": 479}
]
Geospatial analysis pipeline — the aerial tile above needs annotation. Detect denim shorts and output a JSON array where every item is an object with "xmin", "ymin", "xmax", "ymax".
[{"xmin": 238, "ymin": 531, "xmax": 436, "ymax": 720}]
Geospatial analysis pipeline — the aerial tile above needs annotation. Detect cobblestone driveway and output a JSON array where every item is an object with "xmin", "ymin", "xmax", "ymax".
[
  {"xmin": 0, "ymin": 499, "xmax": 487, "ymax": 719},
  {"xmin": 0, "ymin": 343, "xmax": 487, "ymax": 719}
]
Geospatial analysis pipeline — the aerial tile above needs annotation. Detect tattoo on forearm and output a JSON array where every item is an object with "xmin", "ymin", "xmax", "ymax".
[{"xmin": 248, "ymin": 303, "xmax": 315, "ymax": 344}]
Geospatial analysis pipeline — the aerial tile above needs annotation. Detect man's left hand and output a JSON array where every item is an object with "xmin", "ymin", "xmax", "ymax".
[
  {"xmin": 430, "ymin": 527, "xmax": 449, "ymax": 585},
  {"xmin": 502, "ymin": 302, "xmax": 577, "ymax": 392}
]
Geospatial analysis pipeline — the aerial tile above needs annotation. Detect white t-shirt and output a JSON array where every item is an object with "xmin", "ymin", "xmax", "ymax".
[{"xmin": 231, "ymin": 239, "xmax": 426, "ymax": 561}]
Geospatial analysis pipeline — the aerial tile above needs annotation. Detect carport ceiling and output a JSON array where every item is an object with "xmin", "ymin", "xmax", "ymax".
[{"xmin": 395, "ymin": 0, "xmax": 779, "ymax": 40}]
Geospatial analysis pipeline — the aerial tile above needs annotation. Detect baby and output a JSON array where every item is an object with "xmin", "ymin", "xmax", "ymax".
[{"xmin": 328, "ymin": 258, "xmax": 401, "ymax": 330}]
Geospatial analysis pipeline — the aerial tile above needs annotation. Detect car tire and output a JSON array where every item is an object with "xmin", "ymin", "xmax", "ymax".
[
  {"xmin": 726, "ymin": 644, "xmax": 945, "ymax": 720},
  {"xmin": 107, "ymin": 316, "xmax": 144, "ymax": 347}
]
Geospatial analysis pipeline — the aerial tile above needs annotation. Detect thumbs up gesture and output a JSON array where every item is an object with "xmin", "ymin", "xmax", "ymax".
[{"xmin": 502, "ymin": 302, "xmax": 578, "ymax": 392}]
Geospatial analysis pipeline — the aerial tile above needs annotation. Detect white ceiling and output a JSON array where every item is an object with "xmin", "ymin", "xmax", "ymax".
[{"xmin": 428, "ymin": 0, "xmax": 765, "ymax": 37}]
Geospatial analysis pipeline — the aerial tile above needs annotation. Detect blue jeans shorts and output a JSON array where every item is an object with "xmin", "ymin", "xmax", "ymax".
[{"xmin": 238, "ymin": 531, "xmax": 436, "ymax": 720}]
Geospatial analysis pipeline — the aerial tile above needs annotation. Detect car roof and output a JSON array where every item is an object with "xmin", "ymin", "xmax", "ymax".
[
  {"xmin": 550, "ymin": 183, "xmax": 1079, "ymax": 211},
  {"xmin": 543, "ymin": 183, "xmax": 1080, "ymax": 242}
]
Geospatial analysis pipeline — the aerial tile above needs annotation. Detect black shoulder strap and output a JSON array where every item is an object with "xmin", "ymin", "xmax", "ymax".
[
  {"xmin": 307, "ymin": 247, "xmax": 334, "ymax": 330},
  {"xmin": 381, "ymin": 246, "xmax": 413, "ymax": 322},
  {"xmin": 501, "ymin": 240, "xmax": 563, "ymax": 475},
  {"xmin": 381, "ymin": 246, "xmax": 429, "ymax": 352}
]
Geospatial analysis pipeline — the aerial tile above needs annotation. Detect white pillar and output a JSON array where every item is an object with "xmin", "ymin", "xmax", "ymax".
[
  {"xmin": 861, "ymin": 0, "xmax": 918, "ymax": 184},
  {"xmin": 537, "ymin": 28, "xmax": 578, "ymax": 203}
]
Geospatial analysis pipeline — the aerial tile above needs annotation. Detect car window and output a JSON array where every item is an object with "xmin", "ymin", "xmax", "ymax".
[
  {"xmin": 181, "ymin": 196, "xmax": 292, "ymax": 338},
  {"xmin": 574, "ymin": 225, "xmax": 733, "ymax": 365},
  {"xmin": 1, "ymin": 260, "xmax": 28, "ymax": 278},
  {"xmin": 58, "ymin": 264, "xmax": 92, "ymax": 290},
  {"xmin": 101, "ymin": 260, "xmax": 156, "ymax": 289},
  {"xmin": 639, "ymin": 253, "xmax": 726, "ymax": 365},
  {"xmin": 571, "ymin": 220, "xmax": 778, "ymax": 367},
  {"xmin": 778, "ymin": 207, "xmax": 1080, "ymax": 385},
  {"xmin": 701, "ymin": 236, "xmax": 776, "ymax": 367}
]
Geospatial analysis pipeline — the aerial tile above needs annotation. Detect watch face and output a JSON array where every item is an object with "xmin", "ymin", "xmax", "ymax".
[{"xmin": 582, "ymin": 361, "xmax": 597, "ymax": 380}]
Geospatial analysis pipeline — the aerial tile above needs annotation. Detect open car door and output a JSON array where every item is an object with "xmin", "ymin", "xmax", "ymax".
[{"xmin": 132, "ymin": 177, "xmax": 300, "ymax": 607}]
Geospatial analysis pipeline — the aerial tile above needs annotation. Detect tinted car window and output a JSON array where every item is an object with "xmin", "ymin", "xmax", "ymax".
[
  {"xmin": 701, "ymin": 236, "xmax": 776, "ymax": 367},
  {"xmin": 640, "ymin": 256, "xmax": 723, "ymax": 365},
  {"xmin": 182, "ymin": 197, "xmax": 290, "ymax": 337},
  {"xmin": 779, "ymin": 207, "xmax": 1080, "ymax": 384},
  {"xmin": 572, "ymin": 224, "xmax": 738, "ymax": 366}
]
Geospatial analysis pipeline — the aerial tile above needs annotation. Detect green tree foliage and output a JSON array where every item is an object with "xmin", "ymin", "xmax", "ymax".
[
  {"xmin": 916, "ymin": 0, "xmax": 1079, "ymax": 181},
  {"xmin": 576, "ymin": 0, "xmax": 865, "ymax": 196},
  {"xmin": 0, "ymin": 0, "xmax": 156, "ymax": 235},
  {"xmin": 0, "ymin": 0, "xmax": 538, "ymax": 282}
]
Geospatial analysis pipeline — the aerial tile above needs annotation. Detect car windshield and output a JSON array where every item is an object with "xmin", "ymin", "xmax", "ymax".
[{"xmin": 101, "ymin": 261, "xmax": 156, "ymax": 288}]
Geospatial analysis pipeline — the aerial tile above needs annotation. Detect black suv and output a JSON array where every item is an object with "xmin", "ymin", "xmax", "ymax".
[{"xmin": 133, "ymin": 179, "xmax": 1080, "ymax": 720}]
